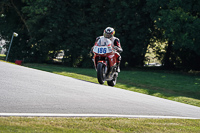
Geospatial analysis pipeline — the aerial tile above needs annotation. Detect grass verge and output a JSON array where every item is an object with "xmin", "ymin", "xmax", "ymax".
[
  {"xmin": 0, "ymin": 117, "xmax": 200, "ymax": 133},
  {"xmin": 23, "ymin": 63, "xmax": 200, "ymax": 107},
  {"xmin": 0, "ymin": 54, "xmax": 5, "ymax": 60}
]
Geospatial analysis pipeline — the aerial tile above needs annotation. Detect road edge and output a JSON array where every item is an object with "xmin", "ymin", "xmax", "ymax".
[{"xmin": 0, "ymin": 113, "xmax": 199, "ymax": 119}]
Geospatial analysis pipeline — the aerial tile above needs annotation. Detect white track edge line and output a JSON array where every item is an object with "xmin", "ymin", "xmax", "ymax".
[{"xmin": 0, "ymin": 113, "xmax": 199, "ymax": 119}]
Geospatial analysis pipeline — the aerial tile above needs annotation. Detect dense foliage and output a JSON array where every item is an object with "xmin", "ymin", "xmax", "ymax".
[
  {"xmin": 0, "ymin": 0, "xmax": 200, "ymax": 70},
  {"xmin": 146, "ymin": 0, "xmax": 200, "ymax": 69}
]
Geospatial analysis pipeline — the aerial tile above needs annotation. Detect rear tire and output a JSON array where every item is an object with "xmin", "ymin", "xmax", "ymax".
[
  {"xmin": 97, "ymin": 63, "xmax": 105, "ymax": 84},
  {"xmin": 107, "ymin": 74, "xmax": 117, "ymax": 87}
]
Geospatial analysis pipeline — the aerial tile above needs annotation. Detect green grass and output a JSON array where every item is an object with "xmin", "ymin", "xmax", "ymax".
[
  {"xmin": 0, "ymin": 117, "xmax": 199, "ymax": 133},
  {"xmin": 23, "ymin": 63, "xmax": 200, "ymax": 107},
  {"xmin": 0, "ymin": 54, "xmax": 6, "ymax": 60}
]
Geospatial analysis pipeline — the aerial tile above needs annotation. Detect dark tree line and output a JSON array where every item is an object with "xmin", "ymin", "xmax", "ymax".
[{"xmin": 0, "ymin": 0, "xmax": 200, "ymax": 70}]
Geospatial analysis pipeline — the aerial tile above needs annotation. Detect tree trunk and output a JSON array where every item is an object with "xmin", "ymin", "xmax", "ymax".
[{"xmin": 163, "ymin": 41, "xmax": 174, "ymax": 69}]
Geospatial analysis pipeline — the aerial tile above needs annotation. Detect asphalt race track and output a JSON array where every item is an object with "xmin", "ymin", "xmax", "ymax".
[{"xmin": 0, "ymin": 61, "xmax": 200, "ymax": 119}]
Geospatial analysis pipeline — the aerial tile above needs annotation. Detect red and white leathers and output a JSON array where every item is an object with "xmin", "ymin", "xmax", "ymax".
[
  {"xmin": 110, "ymin": 36, "xmax": 123, "ymax": 64},
  {"xmin": 94, "ymin": 36, "xmax": 123, "ymax": 71}
]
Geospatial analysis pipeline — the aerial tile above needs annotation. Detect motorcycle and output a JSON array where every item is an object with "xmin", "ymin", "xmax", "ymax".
[{"xmin": 92, "ymin": 37, "xmax": 118, "ymax": 86}]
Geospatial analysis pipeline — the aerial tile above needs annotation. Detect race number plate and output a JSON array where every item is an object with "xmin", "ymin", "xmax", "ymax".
[{"xmin": 93, "ymin": 46, "xmax": 112, "ymax": 54}]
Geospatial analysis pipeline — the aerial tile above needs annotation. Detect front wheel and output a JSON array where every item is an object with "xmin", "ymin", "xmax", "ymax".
[{"xmin": 97, "ymin": 63, "xmax": 105, "ymax": 84}]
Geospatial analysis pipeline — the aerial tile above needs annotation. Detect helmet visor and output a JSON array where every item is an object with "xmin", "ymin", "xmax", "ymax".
[{"xmin": 104, "ymin": 33, "xmax": 112, "ymax": 38}]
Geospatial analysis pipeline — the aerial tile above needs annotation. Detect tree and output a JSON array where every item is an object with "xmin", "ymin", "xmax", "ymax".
[
  {"xmin": 146, "ymin": 0, "xmax": 200, "ymax": 70},
  {"xmin": 20, "ymin": 0, "xmax": 153, "ymax": 67},
  {"xmin": 0, "ymin": 0, "xmax": 30, "ymax": 62}
]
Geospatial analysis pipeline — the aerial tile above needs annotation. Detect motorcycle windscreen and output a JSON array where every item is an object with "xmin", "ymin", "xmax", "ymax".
[{"xmin": 97, "ymin": 37, "xmax": 112, "ymax": 46}]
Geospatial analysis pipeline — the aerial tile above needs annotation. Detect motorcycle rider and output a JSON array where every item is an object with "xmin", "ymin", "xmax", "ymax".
[{"xmin": 92, "ymin": 27, "xmax": 123, "ymax": 72}]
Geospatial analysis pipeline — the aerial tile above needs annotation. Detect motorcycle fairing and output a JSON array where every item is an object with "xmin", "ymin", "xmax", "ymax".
[{"xmin": 107, "ymin": 54, "xmax": 117, "ymax": 67}]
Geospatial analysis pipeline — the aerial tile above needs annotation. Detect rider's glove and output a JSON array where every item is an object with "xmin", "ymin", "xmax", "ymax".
[
  {"xmin": 114, "ymin": 46, "xmax": 123, "ymax": 53},
  {"xmin": 114, "ymin": 46, "xmax": 118, "ymax": 50},
  {"xmin": 90, "ymin": 47, "xmax": 94, "ymax": 53}
]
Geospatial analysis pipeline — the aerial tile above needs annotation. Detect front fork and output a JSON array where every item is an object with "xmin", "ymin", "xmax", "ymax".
[{"xmin": 93, "ymin": 55, "xmax": 108, "ymax": 72}]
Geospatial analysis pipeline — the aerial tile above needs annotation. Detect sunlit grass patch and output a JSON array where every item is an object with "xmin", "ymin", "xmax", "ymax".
[
  {"xmin": 0, "ymin": 54, "xmax": 6, "ymax": 60},
  {"xmin": 0, "ymin": 117, "xmax": 199, "ymax": 133}
]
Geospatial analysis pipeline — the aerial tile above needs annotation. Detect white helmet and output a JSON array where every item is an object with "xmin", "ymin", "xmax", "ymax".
[{"xmin": 103, "ymin": 27, "xmax": 115, "ymax": 39}]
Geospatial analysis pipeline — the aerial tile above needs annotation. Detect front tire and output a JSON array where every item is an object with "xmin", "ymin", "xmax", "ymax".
[{"xmin": 97, "ymin": 63, "xmax": 105, "ymax": 84}]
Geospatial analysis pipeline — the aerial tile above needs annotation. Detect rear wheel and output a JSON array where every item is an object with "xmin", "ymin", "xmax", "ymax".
[
  {"xmin": 97, "ymin": 63, "xmax": 105, "ymax": 84},
  {"xmin": 107, "ymin": 74, "xmax": 117, "ymax": 87}
]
